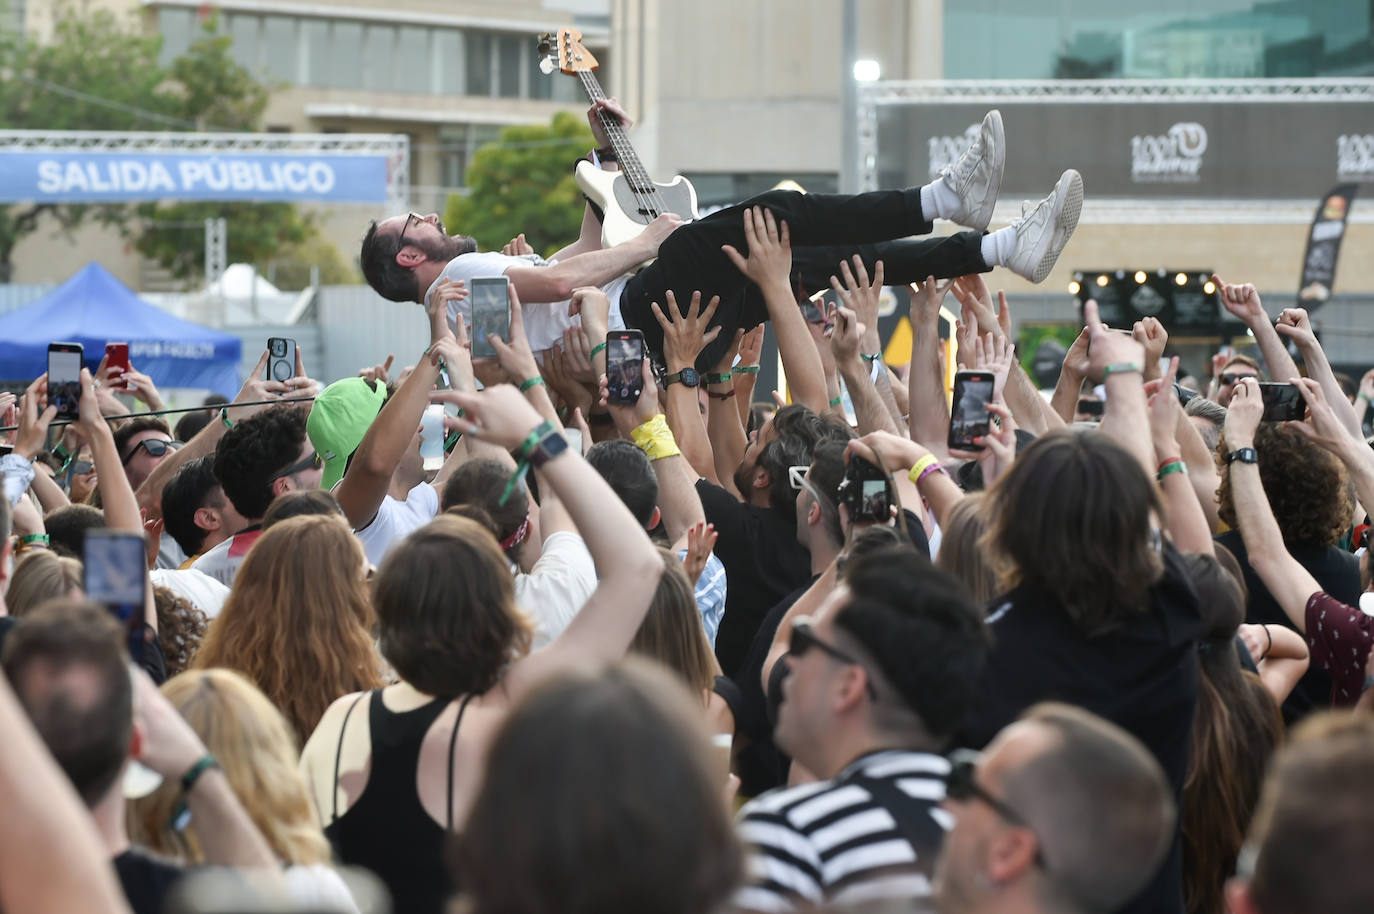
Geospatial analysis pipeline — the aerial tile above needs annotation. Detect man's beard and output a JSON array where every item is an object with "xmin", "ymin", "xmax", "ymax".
[{"xmin": 418, "ymin": 232, "xmax": 477, "ymax": 262}]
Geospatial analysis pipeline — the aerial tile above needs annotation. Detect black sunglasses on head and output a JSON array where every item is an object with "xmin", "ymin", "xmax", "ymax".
[
  {"xmin": 121, "ymin": 438, "xmax": 181, "ymax": 466},
  {"xmin": 789, "ymin": 617, "xmax": 878, "ymax": 701},
  {"xmin": 269, "ymin": 450, "xmax": 322, "ymax": 483}
]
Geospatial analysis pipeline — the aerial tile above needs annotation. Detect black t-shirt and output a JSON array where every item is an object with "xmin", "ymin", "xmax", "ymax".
[
  {"xmin": 1215, "ymin": 530, "xmax": 1360, "ymax": 719},
  {"xmin": 955, "ymin": 545, "xmax": 1202, "ymax": 914},
  {"xmin": 697, "ymin": 479, "xmax": 813, "ymax": 675},
  {"xmin": 114, "ymin": 848, "xmax": 185, "ymax": 914}
]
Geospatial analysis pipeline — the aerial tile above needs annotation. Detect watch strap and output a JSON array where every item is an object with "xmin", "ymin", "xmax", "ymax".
[
  {"xmin": 1225, "ymin": 447, "xmax": 1259, "ymax": 465},
  {"xmin": 665, "ymin": 370, "xmax": 699, "ymax": 388}
]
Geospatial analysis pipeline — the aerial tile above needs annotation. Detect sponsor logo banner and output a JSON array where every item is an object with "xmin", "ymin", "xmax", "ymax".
[{"xmin": 1297, "ymin": 184, "xmax": 1358, "ymax": 309}]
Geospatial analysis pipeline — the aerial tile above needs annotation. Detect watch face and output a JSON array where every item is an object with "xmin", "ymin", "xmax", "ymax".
[{"xmin": 680, "ymin": 368, "xmax": 700, "ymax": 387}]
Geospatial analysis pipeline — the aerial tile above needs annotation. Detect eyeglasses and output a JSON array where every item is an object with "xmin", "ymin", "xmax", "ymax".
[
  {"xmin": 269, "ymin": 450, "xmax": 322, "ymax": 483},
  {"xmin": 397, "ymin": 211, "xmax": 425, "ymax": 247},
  {"xmin": 789, "ymin": 616, "xmax": 879, "ymax": 701},
  {"xmin": 1220, "ymin": 372, "xmax": 1258, "ymax": 386},
  {"xmin": 70, "ymin": 460, "xmax": 94, "ymax": 476},
  {"xmin": 121, "ymin": 438, "xmax": 181, "ymax": 466},
  {"xmin": 945, "ymin": 749, "xmax": 1046, "ymax": 868}
]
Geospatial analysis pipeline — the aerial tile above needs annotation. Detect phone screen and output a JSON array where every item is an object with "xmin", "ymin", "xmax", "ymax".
[
  {"xmin": 83, "ymin": 530, "xmax": 147, "ymax": 658},
  {"xmin": 469, "ymin": 277, "xmax": 510, "ymax": 359},
  {"xmin": 420, "ymin": 405, "xmax": 446, "ymax": 471},
  {"xmin": 48, "ymin": 343, "xmax": 83, "ymax": 421},
  {"xmin": 1259, "ymin": 382, "xmax": 1305, "ymax": 422},
  {"xmin": 949, "ymin": 371, "xmax": 995, "ymax": 450},
  {"xmin": 842, "ymin": 456, "xmax": 892, "ymax": 523},
  {"xmin": 564, "ymin": 427, "xmax": 584, "ymax": 454},
  {"xmin": 605, "ymin": 331, "xmax": 645, "ymax": 406}
]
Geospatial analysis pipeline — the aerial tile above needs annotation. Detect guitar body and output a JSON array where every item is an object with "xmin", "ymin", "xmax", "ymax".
[{"xmin": 575, "ymin": 160, "xmax": 700, "ymax": 249}]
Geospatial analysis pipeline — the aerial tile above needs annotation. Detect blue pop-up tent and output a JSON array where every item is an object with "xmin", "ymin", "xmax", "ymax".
[{"xmin": 0, "ymin": 263, "xmax": 241, "ymax": 397}]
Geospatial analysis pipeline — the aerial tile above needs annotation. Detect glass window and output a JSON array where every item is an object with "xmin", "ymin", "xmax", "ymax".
[
  {"xmin": 225, "ymin": 12, "xmax": 259, "ymax": 75},
  {"xmin": 301, "ymin": 19, "xmax": 331, "ymax": 87},
  {"xmin": 498, "ymin": 34, "xmax": 523, "ymax": 98},
  {"xmin": 397, "ymin": 26, "xmax": 430, "ymax": 95},
  {"xmin": 466, "ymin": 31, "xmax": 493, "ymax": 96},
  {"xmin": 362, "ymin": 23, "xmax": 396, "ymax": 92},
  {"xmin": 331, "ymin": 21, "xmax": 364, "ymax": 90},
  {"xmin": 157, "ymin": 8, "xmax": 198, "ymax": 66},
  {"xmin": 942, "ymin": 0, "xmax": 1374, "ymax": 79},
  {"xmin": 262, "ymin": 15, "xmax": 297, "ymax": 83},
  {"xmin": 435, "ymin": 30, "xmax": 464, "ymax": 95}
]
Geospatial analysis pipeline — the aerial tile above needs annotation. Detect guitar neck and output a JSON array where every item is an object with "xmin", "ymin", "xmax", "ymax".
[{"xmin": 576, "ymin": 70, "xmax": 651, "ymax": 183}]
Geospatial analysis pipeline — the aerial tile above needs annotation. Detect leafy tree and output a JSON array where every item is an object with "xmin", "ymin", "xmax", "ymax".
[{"xmin": 443, "ymin": 112, "xmax": 594, "ymax": 256}]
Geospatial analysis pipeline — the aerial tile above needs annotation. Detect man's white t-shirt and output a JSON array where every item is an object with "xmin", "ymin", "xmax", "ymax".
[
  {"xmin": 353, "ymin": 483, "xmax": 439, "ymax": 567},
  {"xmin": 423, "ymin": 252, "xmax": 631, "ymax": 352},
  {"xmin": 514, "ymin": 530, "xmax": 598, "ymax": 650}
]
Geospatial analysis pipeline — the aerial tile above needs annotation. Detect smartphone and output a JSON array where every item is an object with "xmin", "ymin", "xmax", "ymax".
[
  {"xmin": 1076, "ymin": 398, "xmax": 1105, "ymax": 417},
  {"xmin": 949, "ymin": 369, "xmax": 995, "ymax": 451},
  {"xmin": 47, "ymin": 342, "xmax": 84, "ymax": 421},
  {"xmin": 83, "ymin": 530, "xmax": 147, "ymax": 660},
  {"xmin": 420, "ymin": 404, "xmax": 445, "ymax": 471},
  {"xmin": 605, "ymin": 329, "xmax": 645, "ymax": 406},
  {"xmin": 266, "ymin": 337, "xmax": 297, "ymax": 382},
  {"xmin": 469, "ymin": 276, "xmax": 511, "ymax": 360},
  {"xmin": 841, "ymin": 454, "xmax": 893, "ymax": 523},
  {"xmin": 1259, "ymin": 382, "xmax": 1305, "ymax": 422},
  {"xmin": 104, "ymin": 342, "xmax": 130, "ymax": 390},
  {"xmin": 564, "ymin": 427, "xmax": 583, "ymax": 454}
]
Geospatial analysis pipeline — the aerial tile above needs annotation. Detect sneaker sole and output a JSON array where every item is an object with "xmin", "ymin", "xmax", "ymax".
[
  {"xmin": 1029, "ymin": 169, "xmax": 1083, "ymax": 284},
  {"xmin": 965, "ymin": 110, "xmax": 1004, "ymax": 232}
]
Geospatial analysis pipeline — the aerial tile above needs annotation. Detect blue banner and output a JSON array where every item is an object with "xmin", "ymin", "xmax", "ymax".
[{"xmin": 0, "ymin": 152, "xmax": 389, "ymax": 203}]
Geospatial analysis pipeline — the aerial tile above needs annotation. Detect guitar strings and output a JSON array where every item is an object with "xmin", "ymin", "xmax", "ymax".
[{"xmin": 577, "ymin": 70, "xmax": 671, "ymax": 222}]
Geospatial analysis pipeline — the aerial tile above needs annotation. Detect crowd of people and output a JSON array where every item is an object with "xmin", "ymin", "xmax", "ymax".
[{"xmin": 3, "ymin": 102, "xmax": 1374, "ymax": 914}]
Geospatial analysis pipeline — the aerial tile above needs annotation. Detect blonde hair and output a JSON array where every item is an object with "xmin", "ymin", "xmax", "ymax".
[
  {"xmin": 629, "ymin": 550, "xmax": 715, "ymax": 698},
  {"xmin": 8, "ymin": 551, "xmax": 84, "ymax": 616},
  {"xmin": 935, "ymin": 494, "xmax": 999, "ymax": 607},
  {"xmin": 128, "ymin": 669, "xmax": 331, "ymax": 865}
]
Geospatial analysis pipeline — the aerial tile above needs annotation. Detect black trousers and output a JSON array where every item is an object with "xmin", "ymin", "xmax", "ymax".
[{"xmin": 619, "ymin": 188, "xmax": 990, "ymax": 369}]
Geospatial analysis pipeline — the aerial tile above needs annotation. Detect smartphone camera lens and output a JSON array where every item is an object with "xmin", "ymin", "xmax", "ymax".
[{"xmin": 271, "ymin": 340, "xmax": 286, "ymax": 357}]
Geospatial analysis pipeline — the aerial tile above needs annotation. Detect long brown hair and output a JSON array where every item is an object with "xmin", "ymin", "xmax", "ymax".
[
  {"xmin": 193, "ymin": 515, "xmax": 382, "ymax": 743},
  {"xmin": 629, "ymin": 550, "xmax": 716, "ymax": 698},
  {"xmin": 984, "ymin": 431, "xmax": 1164, "ymax": 635},
  {"xmin": 935, "ymin": 493, "xmax": 999, "ymax": 607},
  {"xmin": 1180, "ymin": 553, "xmax": 1283, "ymax": 914}
]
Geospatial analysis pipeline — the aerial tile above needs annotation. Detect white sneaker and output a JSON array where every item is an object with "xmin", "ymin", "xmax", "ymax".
[
  {"xmin": 939, "ymin": 109, "xmax": 1004, "ymax": 232},
  {"xmin": 1005, "ymin": 169, "xmax": 1083, "ymax": 284}
]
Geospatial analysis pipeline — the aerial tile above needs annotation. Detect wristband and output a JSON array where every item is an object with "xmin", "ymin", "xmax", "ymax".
[
  {"xmin": 908, "ymin": 455, "xmax": 941, "ymax": 485},
  {"xmin": 1102, "ymin": 362, "xmax": 1143, "ymax": 378},
  {"xmin": 519, "ymin": 376, "xmax": 546, "ymax": 393},
  {"xmin": 707, "ymin": 389, "xmax": 736, "ymax": 400},
  {"xmin": 860, "ymin": 353, "xmax": 882, "ymax": 364},
  {"xmin": 169, "ymin": 754, "xmax": 221, "ymax": 831},
  {"xmin": 1362, "ymin": 391, "xmax": 1374, "ymax": 405},
  {"xmin": 18, "ymin": 534, "xmax": 49, "ymax": 547},
  {"xmin": 630, "ymin": 414, "xmax": 683, "ymax": 461},
  {"xmin": 703, "ymin": 371, "xmax": 732, "ymax": 385},
  {"xmin": 1156, "ymin": 460, "xmax": 1187, "ymax": 481},
  {"xmin": 829, "ymin": 395, "xmax": 843, "ymax": 408},
  {"xmin": 734, "ymin": 365, "xmax": 760, "ymax": 375},
  {"xmin": 220, "ymin": 407, "xmax": 234, "ymax": 429},
  {"xmin": 512, "ymin": 420, "xmax": 557, "ymax": 464},
  {"xmin": 590, "ymin": 342, "xmax": 608, "ymax": 359},
  {"xmin": 1261, "ymin": 624, "xmax": 1273, "ymax": 661}
]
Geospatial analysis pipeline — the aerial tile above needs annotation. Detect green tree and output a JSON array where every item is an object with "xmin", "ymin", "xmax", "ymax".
[{"xmin": 443, "ymin": 112, "xmax": 594, "ymax": 256}]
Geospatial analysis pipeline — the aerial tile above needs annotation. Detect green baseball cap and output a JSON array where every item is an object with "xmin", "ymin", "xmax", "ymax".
[{"xmin": 306, "ymin": 377, "xmax": 387, "ymax": 491}]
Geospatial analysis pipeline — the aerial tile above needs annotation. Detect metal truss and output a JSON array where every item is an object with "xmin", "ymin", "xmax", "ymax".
[
  {"xmin": 858, "ymin": 78, "xmax": 1374, "ymax": 106},
  {"xmin": 0, "ymin": 130, "xmax": 410, "ymax": 211}
]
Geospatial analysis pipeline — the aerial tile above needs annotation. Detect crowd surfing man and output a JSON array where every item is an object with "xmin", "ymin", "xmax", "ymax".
[{"xmin": 361, "ymin": 104, "xmax": 1084, "ymax": 369}]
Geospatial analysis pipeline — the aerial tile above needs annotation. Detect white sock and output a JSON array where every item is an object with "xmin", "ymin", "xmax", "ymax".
[
  {"xmin": 920, "ymin": 178, "xmax": 963, "ymax": 223},
  {"xmin": 980, "ymin": 226, "xmax": 1016, "ymax": 267}
]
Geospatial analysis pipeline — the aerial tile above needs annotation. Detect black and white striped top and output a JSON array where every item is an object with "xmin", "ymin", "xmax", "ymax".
[{"xmin": 734, "ymin": 750, "xmax": 953, "ymax": 912}]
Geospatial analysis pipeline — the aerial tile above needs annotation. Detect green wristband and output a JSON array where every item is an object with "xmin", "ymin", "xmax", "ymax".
[
  {"xmin": 1102, "ymin": 362, "xmax": 1143, "ymax": 378},
  {"xmin": 18, "ymin": 534, "xmax": 49, "ymax": 547},
  {"xmin": 519, "ymin": 376, "xmax": 546, "ymax": 393},
  {"xmin": 590, "ymin": 342, "xmax": 608, "ymax": 358},
  {"xmin": 734, "ymin": 365, "xmax": 759, "ymax": 375},
  {"xmin": 829, "ymin": 396, "xmax": 843, "ymax": 408},
  {"xmin": 219, "ymin": 407, "xmax": 234, "ymax": 429},
  {"xmin": 1156, "ymin": 460, "xmax": 1187, "ymax": 481}
]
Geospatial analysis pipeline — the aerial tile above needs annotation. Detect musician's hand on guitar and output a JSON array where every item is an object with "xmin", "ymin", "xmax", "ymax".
[
  {"xmin": 588, "ymin": 97, "xmax": 633, "ymax": 149},
  {"xmin": 637, "ymin": 213, "xmax": 683, "ymax": 257},
  {"xmin": 652, "ymin": 290, "xmax": 722, "ymax": 373},
  {"xmin": 722, "ymin": 205, "xmax": 792, "ymax": 291}
]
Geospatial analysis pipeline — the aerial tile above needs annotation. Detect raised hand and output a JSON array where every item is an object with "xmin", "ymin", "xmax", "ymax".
[
  {"xmin": 431, "ymin": 384, "xmax": 546, "ymax": 450},
  {"xmin": 831, "ymin": 256, "xmax": 884, "ymax": 337},
  {"xmin": 949, "ymin": 273, "xmax": 1000, "ymax": 338},
  {"xmin": 15, "ymin": 375, "xmax": 58, "ymax": 460},
  {"xmin": 829, "ymin": 304, "xmax": 864, "ymax": 365},
  {"xmin": 1144, "ymin": 356, "xmax": 1182, "ymax": 458},
  {"xmin": 908, "ymin": 275, "xmax": 950, "ymax": 329},
  {"xmin": 1084, "ymin": 299, "xmax": 1146, "ymax": 381},
  {"xmin": 1224, "ymin": 377, "xmax": 1264, "ymax": 448},
  {"xmin": 721, "ymin": 205, "xmax": 792, "ymax": 288},
  {"xmin": 1132, "ymin": 316, "xmax": 1168, "ymax": 381},
  {"xmin": 359, "ymin": 354, "xmax": 395, "ymax": 385},
  {"xmin": 1289, "ymin": 376, "xmax": 1358, "ymax": 457},
  {"xmin": 1274, "ymin": 307, "xmax": 1317, "ymax": 350},
  {"xmin": 651, "ymin": 290, "xmax": 722, "ymax": 372},
  {"xmin": 973, "ymin": 332, "xmax": 1016, "ymax": 402},
  {"xmin": 1213, "ymin": 274, "xmax": 1267, "ymax": 324},
  {"xmin": 681, "ymin": 521, "xmax": 718, "ymax": 585},
  {"xmin": 738, "ymin": 324, "xmax": 765, "ymax": 369},
  {"xmin": 502, "ymin": 233, "xmax": 535, "ymax": 257},
  {"xmin": 490, "ymin": 284, "xmax": 542, "ymax": 385}
]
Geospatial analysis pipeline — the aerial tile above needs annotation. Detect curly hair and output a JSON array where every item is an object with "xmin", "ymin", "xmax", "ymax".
[
  {"xmin": 213, "ymin": 407, "xmax": 308, "ymax": 521},
  {"xmin": 192, "ymin": 515, "xmax": 382, "ymax": 743},
  {"xmin": 153, "ymin": 586, "xmax": 208, "ymax": 678},
  {"xmin": 1217, "ymin": 423, "xmax": 1351, "ymax": 547}
]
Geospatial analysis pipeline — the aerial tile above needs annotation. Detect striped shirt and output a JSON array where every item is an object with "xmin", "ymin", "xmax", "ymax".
[{"xmin": 735, "ymin": 750, "xmax": 952, "ymax": 912}]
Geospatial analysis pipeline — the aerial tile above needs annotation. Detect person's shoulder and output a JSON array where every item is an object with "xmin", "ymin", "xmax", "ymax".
[
  {"xmin": 739, "ymin": 778, "xmax": 838, "ymax": 821},
  {"xmin": 441, "ymin": 250, "xmax": 527, "ymax": 280}
]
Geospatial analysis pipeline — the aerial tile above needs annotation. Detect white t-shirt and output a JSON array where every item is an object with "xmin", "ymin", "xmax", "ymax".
[
  {"xmin": 189, "ymin": 528, "xmax": 263, "ymax": 589},
  {"xmin": 423, "ymin": 252, "xmax": 630, "ymax": 352},
  {"xmin": 514, "ymin": 530, "xmax": 598, "ymax": 649},
  {"xmin": 149, "ymin": 568, "xmax": 231, "ymax": 620},
  {"xmin": 353, "ymin": 483, "xmax": 439, "ymax": 567}
]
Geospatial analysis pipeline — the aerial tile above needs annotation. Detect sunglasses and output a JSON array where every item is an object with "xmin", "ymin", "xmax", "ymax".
[
  {"xmin": 789, "ymin": 617, "xmax": 878, "ymax": 701},
  {"xmin": 70, "ymin": 460, "xmax": 94, "ymax": 476},
  {"xmin": 397, "ymin": 211, "xmax": 425, "ymax": 247},
  {"xmin": 787, "ymin": 465, "xmax": 811, "ymax": 490},
  {"xmin": 269, "ymin": 450, "xmax": 322, "ymax": 483},
  {"xmin": 945, "ymin": 749, "xmax": 1047, "ymax": 868},
  {"xmin": 1220, "ymin": 372, "xmax": 1258, "ymax": 386},
  {"xmin": 121, "ymin": 438, "xmax": 182, "ymax": 466}
]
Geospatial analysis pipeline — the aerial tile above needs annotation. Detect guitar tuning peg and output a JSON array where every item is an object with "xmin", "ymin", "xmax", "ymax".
[{"xmin": 539, "ymin": 57, "xmax": 556, "ymax": 75}]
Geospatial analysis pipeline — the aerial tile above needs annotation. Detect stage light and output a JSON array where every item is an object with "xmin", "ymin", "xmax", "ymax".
[
  {"xmin": 1068, "ymin": 281, "xmax": 1081, "ymax": 295},
  {"xmin": 1174, "ymin": 272, "xmax": 1188, "ymax": 286},
  {"xmin": 1096, "ymin": 274, "xmax": 1109, "ymax": 287},
  {"xmin": 1134, "ymin": 271, "xmax": 1147, "ymax": 283},
  {"xmin": 1203, "ymin": 281, "xmax": 1216, "ymax": 294},
  {"xmin": 853, "ymin": 60, "xmax": 881, "ymax": 81}
]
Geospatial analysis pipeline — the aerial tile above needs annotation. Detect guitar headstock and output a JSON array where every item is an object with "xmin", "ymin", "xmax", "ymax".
[{"xmin": 535, "ymin": 27, "xmax": 599, "ymax": 75}]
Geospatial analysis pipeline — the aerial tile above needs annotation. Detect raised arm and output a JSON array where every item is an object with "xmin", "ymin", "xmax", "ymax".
[
  {"xmin": 832, "ymin": 304, "xmax": 900, "ymax": 435},
  {"xmin": 437, "ymin": 385, "xmax": 663, "ymax": 693},
  {"xmin": 833, "ymin": 257, "xmax": 905, "ymax": 430},
  {"xmin": 1288, "ymin": 376, "xmax": 1374, "ymax": 526},
  {"xmin": 1084, "ymin": 300, "xmax": 1154, "ymax": 478},
  {"xmin": 1213, "ymin": 275, "xmax": 1300, "ymax": 384},
  {"xmin": 505, "ymin": 214, "xmax": 679, "ymax": 303},
  {"xmin": 722, "ymin": 207, "xmax": 828, "ymax": 414},
  {"xmin": 1224, "ymin": 378, "xmax": 1322, "ymax": 630},
  {"xmin": 950, "ymin": 278, "xmax": 1056, "ymax": 435},
  {"xmin": 1275, "ymin": 307, "xmax": 1363, "ymax": 439},
  {"xmin": 548, "ymin": 98, "xmax": 623, "ymax": 262},
  {"xmin": 706, "ymin": 330, "xmax": 749, "ymax": 497},
  {"xmin": 1146, "ymin": 358, "xmax": 1214, "ymax": 555},
  {"xmin": 908, "ymin": 277, "xmax": 953, "ymax": 460},
  {"xmin": 1050, "ymin": 327, "xmax": 1092, "ymax": 425}
]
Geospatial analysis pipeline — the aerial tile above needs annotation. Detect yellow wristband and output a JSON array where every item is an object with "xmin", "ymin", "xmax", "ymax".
[
  {"xmin": 908, "ymin": 454, "xmax": 940, "ymax": 484},
  {"xmin": 630, "ymin": 414, "xmax": 682, "ymax": 462}
]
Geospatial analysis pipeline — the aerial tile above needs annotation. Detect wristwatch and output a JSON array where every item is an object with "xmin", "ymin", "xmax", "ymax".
[
  {"xmin": 1225, "ymin": 447, "xmax": 1259, "ymax": 466},
  {"xmin": 664, "ymin": 368, "xmax": 701, "ymax": 388},
  {"xmin": 528, "ymin": 429, "xmax": 570, "ymax": 469}
]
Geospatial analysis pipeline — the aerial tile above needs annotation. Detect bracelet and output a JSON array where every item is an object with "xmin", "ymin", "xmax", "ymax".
[
  {"xmin": 19, "ymin": 534, "xmax": 50, "ymax": 547},
  {"xmin": 828, "ymin": 395, "xmax": 843, "ymax": 408},
  {"xmin": 1260, "ymin": 624, "xmax": 1273, "ymax": 661},
  {"xmin": 734, "ymin": 365, "xmax": 760, "ymax": 375},
  {"xmin": 630, "ymin": 414, "xmax": 682, "ymax": 461},
  {"xmin": 707, "ymin": 389, "xmax": 736, "ymax": 400},
  {"xmin": 219, "ymin": 407, "xmax": 234, "ymax": 429},
  {"xmin": 860, "ymin": 353, "xmax": 882, "ymax": 364},
  {"xmin": 1102, "ymin": 362, "xmax": 1143, "ymax": 378},
  {"xmin": 519, "ymin": 376, "xmax": 546, "ymax": 393},
  {"xmin": 169, "ymin": 754, "xmax": 221, "ymax": 832},
  {"xmin": 589, "ymin": 342, "xmax": 608, "ymax": 359},
  {"xmin": 908, "ymin": 455, "xmax": 941, "ymax": 485},
  {"xmin": 1156, "ymin": 460, "xmax": 1188, "ymax": 481}
]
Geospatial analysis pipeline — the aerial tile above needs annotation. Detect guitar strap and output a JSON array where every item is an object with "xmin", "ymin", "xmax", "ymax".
[{"xmin": 851, "ymin": 774, "xmax": 948, "ymax": 876}]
